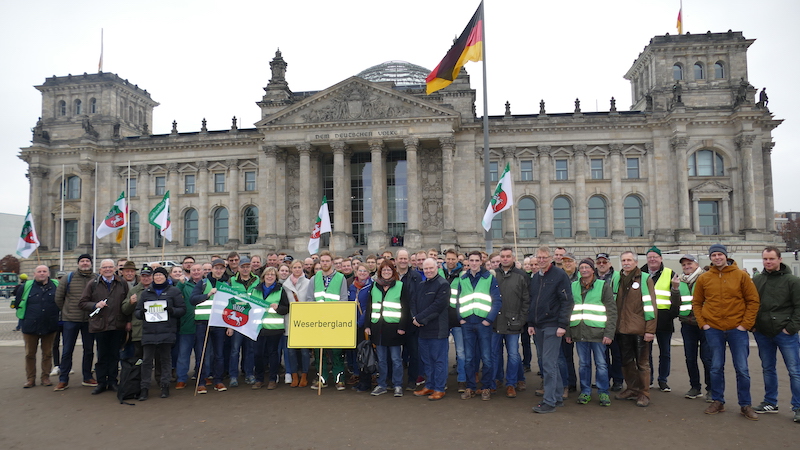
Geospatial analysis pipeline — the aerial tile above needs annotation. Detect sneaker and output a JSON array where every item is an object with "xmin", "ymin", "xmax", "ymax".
[
  {"xmin": 658, "ymin": 381, "xmax": 671, "ymax": 392},
  {"xmin": 197, "ymin": 386, "xmax": 207, "ymax": 394},
  {"xmin": 267, "ymin": 381, "xmax": 278, "ymax": 390},
  {"xmin": 229, "ymin": 377, "xmax": 239, "ymax": 388},
  {"xmin": 214, "ymin": 383, "xmax": 227, "ymax": 392},
  {"xmin": 311, "ymin": 380, "xmax": 327, "ymax": 390},
  {"xmin": 371, "ymin": 386, "xmax": 388, "ymax": 396},
  {"xmin": 684, "ymin": 387, "xmax": 701, "ymax": 399},
  {"xmin": 794, "ymin": 409, "xmax": 800, "ymax": 423},
  {"xmin": 175, "ymin": 382, "xmax": 187, "ymax": 390},
  {"xmin": 457, "ymin": 381, "xmax": 467, "ymax": 393},
  {"xmin": 516, "ymin": 381, "xmax": 526, "ymax": 391},
  {"xmin": 576, "ymin": 393, "xmax": 591, "ymax": 405},
  {"xmin": 54, "ymin": 382, "xmax": 68, "ymax": 391},
  {"xmin": 394, "ymin": 386, "xmax": 403, "ymax": 397},
  {"xmin": 481, "ymin": 389, "xmax": 491, "ymax": 401},
  {"xmin": 753, "ymin": 401, "xmax": 779, "ymax": 414},
  {"xmin": 533, "ymin": 402, "xmax": 557, "ymax": 414},
  {"xmin": 610, "ymin": 382, "xmax": 623, "ymax": 392},
  {"xmin": 336, "ymin": 382, "xmax": 346, "ymax": 391},
  {"xmin": 460, "ymin": 388, "xmax": 475, "ymax": 400},
  {"xmin": 82, "ymin": 379, "xmax": 98, "ymax": 387},
  {"xmin": 599, "ymin": 393, "xmax": 611, "ymax": 407},
  {"xmin": 704, "ymin": 400, "xmax": 725, "ymax": 414},
  {"xmin": 50, "ymin": 366, "xmax": 61, "ymax": 376},
  {"xmin": 244, "ymin": 375, "xmax": 256, "ymax": 385},
  {"xmin": 285, "ymin": 373, "xmax": 293, "ymax": 384},
  {"xmin": 741, "ymin": 405, "xmax": 759, "ymax": 421},
  {"xmin": 705, "ymin": 392, "xmax": 713, "ymax": 403},
  {"xmin": 252, "ymin": 382, "xmax": 264, "ymax": 389}
]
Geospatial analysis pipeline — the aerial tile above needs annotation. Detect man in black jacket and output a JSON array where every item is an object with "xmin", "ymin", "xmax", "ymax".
[
  {"xmin": 411, "ymin": 258, "xmax": 451, "ymax": 401},
  {"xmin": 15, "ymin": 265, "xmax": 60, "ymax": 388},
  {"xmin": 494, "ymin": 247, "xmax": 530, "ymax": 397}
]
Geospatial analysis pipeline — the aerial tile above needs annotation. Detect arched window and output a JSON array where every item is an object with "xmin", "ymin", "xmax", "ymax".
[
  {"xmin": 243, "ymin": 206, "xmax": 258, "ymax": 244},
  {"xmin": 693, "ymin": 63, "xmax": 704, "ymax": 80},
  {"xmin": 74, "ymin": 99, "xmax": 82, "ymax": 115},
  {"xmin": 714, "ymin": 61, "xmax": 725, "ymax": 79},
  {"xmin": 518, "ymin": 197, "xmax": 537, "ymax": 238},
  {"xmin": 213, "ymin": 207, "xmax": 229, "ymax": 245},
  {"xmin": 624, "ymin": 195, "xmax": 644, "ymax": 237},
  {"xmin": 184, "ymin": 209, "xmax": 198, "ymax": 246},
  {"xmin": 688, "ymin": 150, "xmax": 724, "ymax": 176},
  {"xmin": 90, "ymin": 98, "xmax": 97, "ymax": 114},
  {"xmin": 129, "ymin": 211, "xmax": 139, "ymax": 248},
  {"xmin": 59, "ymin": 100, "xmax": 66, "ymax": 116},
  {"xmin": 553, "ymin": 196, "xmax": 572, "ymax": 238},
  {"xmin": 588, "ymin": 196, "xmax": 608, "ymax": 238},
  {"xmin": 672, "ymin": 64, "xmax": 683, "ymax": 81},
  {"xmin": 62, "ymin": 176, "xmax": 81, "ymax": 199}
]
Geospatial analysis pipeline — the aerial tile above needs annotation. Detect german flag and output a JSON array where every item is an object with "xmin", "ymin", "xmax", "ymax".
[{"xmin": 425, "ymin": 2, "xmax": 484, "ymax": 95}]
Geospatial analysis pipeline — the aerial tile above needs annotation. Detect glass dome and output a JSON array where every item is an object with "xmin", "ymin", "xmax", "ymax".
[{"xmin": 356, "ymin": 60, "xmax": 430, "ymax": 86}]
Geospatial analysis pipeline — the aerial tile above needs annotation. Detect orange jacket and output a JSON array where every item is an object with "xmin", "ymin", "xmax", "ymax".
[{"xmin": 692, "ymin": 260, "xmax": 760, "ymax": 331}]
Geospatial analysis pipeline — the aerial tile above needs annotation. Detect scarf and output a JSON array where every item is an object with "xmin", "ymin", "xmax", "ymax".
[
  {"xmin": 375, "ymin": 277, "xmax": 395, "ymax": 289},
  {"xmin": 679, "ymin": 266, "xmax": 704, "ymax": 287}
]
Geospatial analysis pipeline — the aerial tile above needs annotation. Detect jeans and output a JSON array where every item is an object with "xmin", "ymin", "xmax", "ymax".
[
  {"xmin": 175, "ymin": 333, "xmax": 196, "ymax": 383},
  {"xmin": 199, "ymin": 325, "xmax": 226, "ymax": 384},
  {"xmin": 492, "ymin": 333, "xmax": 521, "ymax": 386},
  {"xmin": 254, "ymin": 333, "xmax": 282, "ymax": 383},
  {"xmin": 521, "ymin": 327, "xmax": 533, "ymax": 370},
  {"xmin": 561, "ymin": 340, "xmax": 576, "ymax": 387},
  {"xmin": 705, "ymin": 327, "xmax": 751, "ymax": 406},
  {"xmin": 419, "ymin": 337, "xmax": 448, "ymax": 392},
  {"xmin": 681, "ymin": 322, "xmax": 711, "ymax": 391},
  {"xmin": 576, "ymin": 341, "xmax": 610, "ymax": 395},
  {"xmin": 377, "ymin": 345, "xmax": 403, "ymax": 389},
  {"xmin": 280, "ymin": 335, "xmax": 292, "ymax": 374},
  {"xmin": 649, "ymin": 330, "xmax": 672, "ymax": 384},
  {"xmin": 93, "ymin": 329, "xmax": 125, "ymax": 387},
  {"xmin": 606, "ymin": 339, "xmax": 623, "ymax": 385},
  {"xmin": 534, "ymin": 327, "xmax": 563, "ymax": 407},
  {"xmin": 229, "ymin": 331, "xmax": 255, "ymax": 380},
  {"xmin": 450, "ymin": 327, "xmax": 466, "ymax": 382},
  {"xmin": 59, "ymin": 321, "xmax": 94, "ymax": 384},
  {"xmin": 462, "ymin": 320, "xmax": 494, "ymax": 390},
  {"xmin": 754, "ymin": 330, "xmax": 800, "ymax": 411}
]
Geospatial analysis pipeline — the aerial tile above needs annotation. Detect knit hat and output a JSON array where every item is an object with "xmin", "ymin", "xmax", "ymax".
[
  {"xmin": 78, "ymin": 253, "xmax": 92, "ymax": 263},
  {"xmin": 646, "ymin": 246, "xmax": 661, "ymax": 256},
  {"xmin": 708, "ymin": 243, "xmax": 728, "ymax": 257},
  {"xmin": 153, "ymin": 267, "xmax": 169, "ymax": 278},
  {"xmin": 579, "ymin": 259, "xmax": 595, "ymax": 270}
]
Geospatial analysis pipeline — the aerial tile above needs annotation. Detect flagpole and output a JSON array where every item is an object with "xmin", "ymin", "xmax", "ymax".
[
  {"xmin": 195, "ymin": 325, "xmax": 211, "ymax": 396},
  {"xmin": 318, "ymin": 349, "xmax": 323, "ymax": 396},
  {"xmin": 511, "ymin": 205, "xmax": 519, "ymax": 260},
  {"xmin": 59, "ymin": 165, "xmax": 65, "ymax": 272},
  {"xmin": 92, "ymin": 162, "xmax": 98, "ymax": 273},
  {"xmin": 126, "ymin": 160, "xmax": 131, "ymax": 260},
  {"xmin": 35, "ymin": 247, "xmax": 40, "ymax": 265},
  {"xmin": 480, "ymin": 1, "xmax": 491, "ymax": 254}
]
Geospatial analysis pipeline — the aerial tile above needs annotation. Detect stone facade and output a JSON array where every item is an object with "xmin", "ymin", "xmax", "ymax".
[{"xmin": 19, "ymin": 32, "xmax": 782, "ymax": 270}]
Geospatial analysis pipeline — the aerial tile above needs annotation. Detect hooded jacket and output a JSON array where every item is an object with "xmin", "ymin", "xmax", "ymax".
[
  {"xmin": 752, "ymin": 263, "xmax": 800, "ymax": 337},
  {"xmin": 692, "ymin": 260, "xmax": 760, "ymax": 331}
]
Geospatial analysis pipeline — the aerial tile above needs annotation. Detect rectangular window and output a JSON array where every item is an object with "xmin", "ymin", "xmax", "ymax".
[
  {"xmin": 244, "ymin": 171, "xmax": 256, "ymax": 191},
  {"xmin": 214, "ymin": 173, "xmax": 225, "ymax": 193},
  {"xmin": 627, "ymin": 158, "xmax": 640, "ymax": 179},
  {"xmin": 555, "ymin": 159, "xmax": 568, "ymax": 180},
  {"xmin": 699, "ymin": 201, "xmax": 720, "ymax": 235},
  {"xmin": 184, "ymin": 174, "xmax": 195, "ymax": 194},
  {"xmin": 520, "ymin": 160, "xmax": 533, "ymax": 181},
  {"xmin": 127, "ymin": 178, "xmax": 137, "ymax": 197},
  {"xmin": 64, "ymin": 220, "xmax": 78, "ymax": 251},
  {"xmin": 489, "ymin": 161, "xmax": 498, "ymax": 182},
  {"xmin": 155, "ymin": 176, "xmax": 166, "ymax": 196},
  {"xmin": 590, "ymin": 159, "xmax": 603, "ymax": 180}
]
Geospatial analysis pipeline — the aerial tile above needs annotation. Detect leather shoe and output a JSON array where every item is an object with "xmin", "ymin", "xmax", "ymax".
[
  {"xmin": 54, "ymin": 382, "xmax": 68, "ymax": 391},
  {"xmin": 160, "ymin": 385, "xmax": 169, "ymax": 398},
  {"xmin": 414, "ymin": 388, "xmax": 434, "ymax": 397},
  {"xmin": 23, "ymin": 380, "xmax": 35, "ymax": 389},
  {"xmin": 138, "ymin": 388, "xmax": 149, "ymax": 401},
  {"xmin": 41, "ymin": 376, "xmax": 52, "ymax": 386},
  {"xmin": 91, "ymin": 385, "xmax": 107, "ymax": 395},
  {"xmin": 428, "ymin": 391, "xmax": 445, "ymax": 401},
  {"xmin": 506, "ymin": 386, "xmax": 517, "ymax": 398},
  {"xmin": 615, "ymin": 389, "xmax": 638, "ymax": 400},
  {"xmin": 175, "ymin": 382, "xmax": 187, "ymax": 390},
  {"xmin": 636, "ymin": 394, "xmax": 650, "ymax": 407},
  {"xmin": 741, "ymin": 405, "xmax": 759, "ymax": 420}
]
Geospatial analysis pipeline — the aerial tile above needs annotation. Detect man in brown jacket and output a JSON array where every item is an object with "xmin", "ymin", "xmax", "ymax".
[
  {"xmin": 614, "ymin": 251, "xmax": 657, "ymax": 407},
  {"xmin": 692, "ymin": 243, "xmax": 760, "ymax": 420}
]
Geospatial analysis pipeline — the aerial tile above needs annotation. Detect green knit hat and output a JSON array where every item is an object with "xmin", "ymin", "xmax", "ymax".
[{"xmin": 646, "ymin": 246, "xmax": 661, "ymax": 256}]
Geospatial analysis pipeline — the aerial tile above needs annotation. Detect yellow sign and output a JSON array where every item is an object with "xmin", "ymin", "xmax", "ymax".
[{"xmin": 287, "ymin": 302, "xmax": 357, "ymax": 349}]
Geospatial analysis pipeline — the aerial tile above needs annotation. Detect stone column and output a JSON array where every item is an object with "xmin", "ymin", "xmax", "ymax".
[
  {"xmin": 297, "ymin": 143, "xmax": 313, "ymax": 244},
  {"xmin": 762, "ymin": 142, "xmax": 776, "ymax": 232},
  {"xmin": 736, "ymin": 134, "xmax": 758, "ymax": 232},
  {"xmin": 196, "ymin": 161, "xmax": 209, "ymax": 246},
  {"xmin": 261, "ymin": 145, "xmax": 278, "ymax": 247},
  {"xmin": 368, "ymin": 139, "xmax": 388, "ymax": 251},
  {"xmin": 721, "ymin": 197, "xmax": 731, "ymax": 234},
  {"xmin": 609, "ymin": 144, "xmax": 625, "ymax": 240},
  {"xmin": 573, "ymin": 144, "xmax": 588, "ymax": 240},
  {"xmin": 403, "ymin": 137, "xmax": 423, "ymax": 249},
  {"xmin": 166, "ymin": 163, "xmax": 180, "ymax": 246},
  {"xmin": 136, "ymin": 164, "xmax": 151, "ymax": 247},
  {"xmin": 670, "ymin": 137, "xmax": 694, "ymax": 240},
  {"xmin": 439, "ymin": 136, "xmax": 457, "ymax": 245},
  {"xmin": 227, "ymin": 159, "xmax": 240, "ymax": 245},
  {"xmin": 537, "ymin": 145, "xmax": 553, "ymax": 242},
  {"xmin": 502, "ymin": 146, "xmax": 517, "ymax": 241},
  {"xmin": 29, "ymin": 167, "xmax": 48, "ymax": 250},
  {"xmin": 78, "ymin": 163, "xmax": 95, "ymax": 251},
  {"xmin": 692, "ymin": 197, "xmax": 700, "ymax": 234},
  {"xmin": 330, "ymin": 141, "xmax": 349, "ymax": 253}
]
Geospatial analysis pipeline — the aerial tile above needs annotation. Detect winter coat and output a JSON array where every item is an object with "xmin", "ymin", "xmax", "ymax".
[
  {"xmin": 616, "ymin": 267, "xmax": 657, "ymax": 335},
  {"xmin": 121, "ymin": 282, "xmax": 147, "ymax": 342},
  {"xmin": 349, "ymin": 278, "xmax": 374, "ymax": 329},
  {"xmin": 134, "ymin": 284, "xmax": 185, "ymax": 345},
  {"xmin": 366, "ymin": 280, "xmax": 411, "ymax": 347},
  {"xmin": 54, "ymin": 269, "xmax": 96, "ymax": 322},
  {"xmin": 411, "ymin": 273, "xmax": 450, "ymax": 339},
  {"xmin": 692, "ymin": 260, "xmax": 760, "ymax": 331},
  {"xmin": 753, "ymin": 263, "xmax": 800, "ymax": 337},
  {"xmin": 79, "ymin": 275, "xmax": 130, "ymax": 333},
  {"xmin": 527, "ymin": 265, "xmax": 573, "ymax": 329},
  {"xmin": 494, "ymin": 267, "xmax": 530, "ymax": 334},
  {"xmin": 16, "ymin": 279, "xmax": 59, "ymax": 335},
  {"xmin": 283, "ymin": 274, "xmax": 311, "ymax": 336}
]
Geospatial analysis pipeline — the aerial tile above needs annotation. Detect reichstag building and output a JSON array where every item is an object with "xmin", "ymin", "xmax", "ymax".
[{"xmin": 19, "ymin": 31, "xmax": 782, "ymax": 266}]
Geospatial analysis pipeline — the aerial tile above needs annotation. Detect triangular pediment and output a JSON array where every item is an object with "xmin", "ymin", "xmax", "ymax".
[
  {"xmin": 256, "ymin": 77, "xmax": 459, "ymax": 127},
  {"xmin": 690, "ymin": 180, "xmax": 732, "ymax": 194}
]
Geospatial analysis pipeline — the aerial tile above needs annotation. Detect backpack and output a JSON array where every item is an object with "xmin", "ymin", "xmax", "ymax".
[
  {"xmin": 356, "ymin": 339, "xmax": 378, "ymax": 374},
  {"xmin": 117, "ymin": 357, "xmax": 142, "ymax": 405}
]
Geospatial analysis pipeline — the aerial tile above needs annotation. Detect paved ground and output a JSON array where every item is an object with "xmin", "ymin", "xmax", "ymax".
[{"xmin": 1, "ymin": 296, "xmax": 797, "ymax": 449}]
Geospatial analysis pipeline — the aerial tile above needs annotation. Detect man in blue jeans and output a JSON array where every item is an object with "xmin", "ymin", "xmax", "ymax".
[
  {"xmin": 692, "ymin": 243, "xmax": 760, "ymax": 420},
  {"xmin": 455, "ymin": 251, "xmax": 502, "ymax": 401},
  {"xmin": 493, "ymin": 247, "xmax": 530, "ymax": 398},
  {"xmin": 752, "ymin": 246, "xmax": 800, "ymax": 423}
]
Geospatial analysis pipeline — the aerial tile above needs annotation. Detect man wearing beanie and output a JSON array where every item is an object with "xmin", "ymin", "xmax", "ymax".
[
  {"xmin": 692, "ymin": 243, "xmax": 760, "ymax": 420},
  {"xmin": 53, "ymin": 254, "xmax": 98, "ymax": 391}
]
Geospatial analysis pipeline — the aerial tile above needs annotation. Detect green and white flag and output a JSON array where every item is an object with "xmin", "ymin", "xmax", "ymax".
[
  {"xmin": 482, "ymin": 162, "xmax": 514, "ymax": 232},
  {"xmin": 307, "ymin": 195, "xmax": 332, "ymax": 255},
  {"xmin": 148, "ymin": 191, "xmax": 172, "ymax": 242},
  {"xmin": 16, "ymin": 207, "xmax": 40, "ymax": 259},
  {"xmin": 208, "ymin": 284, "xmax": 270, "ymax": 340},
  {"xmin": 96, "ymin": 191, "xmax": 127, "ymax": 240}
]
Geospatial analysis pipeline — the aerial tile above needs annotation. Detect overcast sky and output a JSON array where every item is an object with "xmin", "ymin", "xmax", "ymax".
[{"xmin": 1, "ymin": 0, "xmax": 798, "ymax": 217}]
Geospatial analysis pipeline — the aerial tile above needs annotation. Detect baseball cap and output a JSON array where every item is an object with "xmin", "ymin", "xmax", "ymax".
[{"xmin": 211, "ymin": 258, "xmax": 226, "ymax": 267}]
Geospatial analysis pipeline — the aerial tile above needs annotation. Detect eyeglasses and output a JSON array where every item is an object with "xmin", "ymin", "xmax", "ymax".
[{"xmin": 597, "ymin": 260, "xmax": 609, "ymax": 264}]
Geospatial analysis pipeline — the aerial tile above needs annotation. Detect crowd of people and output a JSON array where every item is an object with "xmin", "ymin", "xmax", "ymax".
[{"xmin": 11, "ymin": 244, "xmax": 800, "ymax": 422}]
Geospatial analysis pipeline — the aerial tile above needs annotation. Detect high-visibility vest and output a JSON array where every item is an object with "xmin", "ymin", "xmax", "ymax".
[
  {"xmin": 313, "ymin": 272, "xmax": 345, "ymax": 302},
  {"xmin": 370, "ymin": 281, "xmax": 403, "ymax": 324},
  {"xmin": 609, "ymin": 271, "xmax": 621, "ymax": 299},
  {"xmin": 260, "ymin": 288, "xmax": 285, "ymax": 330},
  {"xmin": 194, "ymin": 279, "xmax": 214, "ymax": 321},
  {"xmin": 652, "ymin": 268, "xmax": 674, "ymax": 310},
  {"xmin": 16, "ymin": 279, "xmax": 59, "ymax": 320},
  {"xmin": 230, "ymin": 274, "xmax": 260, "ymax": 296},
  {"xmin": 612, "ymin": 272, "xmax": 655, "ymax": 321},
  {"xmin": 570, "ymin": 279, "xmax": 607, "ymax": 328},
  {"xmin": 677, "ymin": 281, "xmax": 694, "ymax": 316},
  {"xmin": 457, "ymin": 274, "xmax": 493, "ymax": 319}
]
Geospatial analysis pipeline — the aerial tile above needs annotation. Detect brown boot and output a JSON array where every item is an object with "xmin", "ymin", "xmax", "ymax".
[
  {"xmin": 290, "ymin": 373, "xmax": 299, "ymax": 388},
  {"xmin": 298, "ymin": 373, "xmax": 308, "ymax": 388}
]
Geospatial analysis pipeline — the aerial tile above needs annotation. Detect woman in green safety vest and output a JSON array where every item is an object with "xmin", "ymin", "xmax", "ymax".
[
  {"xmin": 366, "ymin": 260, "xmax": 411, "ymax": 397},
  {"xmin": 251, "ymin": 266, "xmax": 289, "ymax": 390}
]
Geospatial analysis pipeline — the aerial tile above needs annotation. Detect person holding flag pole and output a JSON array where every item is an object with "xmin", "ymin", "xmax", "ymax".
[{"xmin": 190, "ymin": 258, "xmax": 230, "ymax": 395}]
